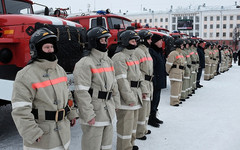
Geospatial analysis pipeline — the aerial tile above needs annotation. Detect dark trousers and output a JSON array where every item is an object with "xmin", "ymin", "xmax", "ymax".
[
  {"xmin": 217, "ymin": 63, "xmax": 220, "ymax": 73},
  {"xmin": 197, "ymin": 67, "xmax": 203, "ymax": 84},
  {"xmin": 150, "ymin": 89, "xmax": 161, "ymax": 115}
]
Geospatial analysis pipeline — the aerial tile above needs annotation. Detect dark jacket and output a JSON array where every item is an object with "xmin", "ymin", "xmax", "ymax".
[
  {"xmin": 149, "ymin": 45, "xmax": 167, "ymax": 90},
  {"xmin": 197, "ymin": 46, "xmax": 205, "ymax": 68}
]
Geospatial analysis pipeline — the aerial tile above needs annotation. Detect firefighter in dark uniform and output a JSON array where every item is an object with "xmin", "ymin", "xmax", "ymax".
[
  {"xmin": 196, "ymin": 39, "xmax": 205, "ymax": 88},
  {"xmin": 149, "ymin": 34, "xmax": 166, "ymax": 126}
]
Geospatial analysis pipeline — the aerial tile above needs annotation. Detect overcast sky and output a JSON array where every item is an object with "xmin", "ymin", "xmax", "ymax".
[{"xmin": 33, "ymin": 0, "xmax": 239, "ymax": 14}]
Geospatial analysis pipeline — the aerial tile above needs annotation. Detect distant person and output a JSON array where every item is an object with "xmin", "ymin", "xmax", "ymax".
[
  {"xmin": 11, "ymin": 28, "xmax": 78, "ymax": 150},
  {"xmin": 196, "ymin": 39, "xmax": 205, "ymax": 88}
]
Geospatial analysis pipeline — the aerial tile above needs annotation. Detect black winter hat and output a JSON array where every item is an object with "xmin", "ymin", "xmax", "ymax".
[{"xmin": 151, "ymin": 34, "xmax": 162, "ymax": 44}]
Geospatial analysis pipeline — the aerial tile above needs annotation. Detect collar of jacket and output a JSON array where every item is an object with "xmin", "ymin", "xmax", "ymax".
[
  {"xmin": 138, "ymin": 44, "xmax": 148, "ymax": 53},
  {"xmin": 35, "ymin": 58, "xmax": 58, "ymax": 70},
  {"xmin": 176, "ymin": 48, "xmax": 182, "ymax": 53},
  {"xmin": 122, "ymin": 48, "xmax": 135, "ymax": 55},
  {"xmin": 91, "ymin": 48, "xmax": 108, "ymax": 60}
]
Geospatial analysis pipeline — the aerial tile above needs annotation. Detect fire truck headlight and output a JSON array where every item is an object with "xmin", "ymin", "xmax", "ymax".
[{"xmin": 0, "ymin": 48, "xmax": 13, "ymax": 64}]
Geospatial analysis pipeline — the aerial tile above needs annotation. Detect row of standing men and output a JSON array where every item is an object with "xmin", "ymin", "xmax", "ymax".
[
  {"xmin": 11, "ymin": 26, "xmax": 233, "ymax": 150},
  {"xmin": 166, "ymin": 39, "xmax": 233, "ymax": 106}
]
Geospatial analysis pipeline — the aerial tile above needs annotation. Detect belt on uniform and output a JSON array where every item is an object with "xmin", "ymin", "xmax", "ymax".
[
  {"xmin": 88, "ymin": 88, "xmax": 112, "ymax": 100},
  {"xmin": 145, "ymin": 75, "xmax": 154, "ymax": 82},
  {"xmin": 213, "ymin": 58, "xmax": 216, "ymax": 60},
  {"xmin": 172, "ymin": 64, "xmax": 185, "ymax": 70},
  {"xmin": 32, "ymin": 106, "xmax": 70, "ymax": 122},
  {"xmin": 192, "ymin": 61, "xmax": 197, "ymax": 64},
  {"xmin": 197, "ymin": 61, "xmax": 199, "ymax": 63},
  {"xmin": 187, "ymin": 65, "xmax": 191, "ymax": 68},
  {"xmin": 131, "ymin": 81, "xmax": 141, "ymax": 88}
]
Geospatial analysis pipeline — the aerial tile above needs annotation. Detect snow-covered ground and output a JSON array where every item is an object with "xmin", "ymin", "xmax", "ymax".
[{"xmin": 1, "ymin": 63, "xmax": 240, "ymax": 150}]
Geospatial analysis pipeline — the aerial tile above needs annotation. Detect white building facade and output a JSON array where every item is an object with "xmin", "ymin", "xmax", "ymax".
[{"xmin": 125, "ymin": 5, "xmax": 240, "ymax": 46}]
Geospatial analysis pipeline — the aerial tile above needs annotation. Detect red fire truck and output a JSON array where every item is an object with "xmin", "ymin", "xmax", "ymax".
[
  {"xmin": 0, "ymin": 0, "xmax": 85, "ymax": 103},
  {"xmin": 67, "ymin": 10, "xmax": 133, "ymax": 57}
]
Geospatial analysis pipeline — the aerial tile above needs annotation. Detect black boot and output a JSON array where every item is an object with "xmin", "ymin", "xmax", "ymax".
[
  {"xmin": 154, "ymin": 113, "xmax": 164, "ymax": 124},
  {"xmin": 148, "ymin": 113, "xmax": 160, "ymax": 128},
  {"xmin": 146, "ymin": 130, "xmax": 151, "ymax": 135},
  {"xmin": 133, "ymin": 145, "xmax": 139, "ymax": 150},
  {"xmin": 136, "ymin": 136, "xmax": 147, "ymax": 140}
]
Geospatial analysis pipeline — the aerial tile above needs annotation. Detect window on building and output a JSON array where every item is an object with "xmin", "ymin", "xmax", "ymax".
[
  {"xmin": 210, "ymin": 33, "xmax": 213, "ymax": 37},
  {"xmin": 230, "ymin": 41, "xmax": 232, "ymax": 45},
  {"xmin": 217, "ymin": 16, "xmax": 220, "ymax": 21},
  {"xmin": 230, "ymin": 24, "xmax": 233, "ymax": 28},
  {"xmin": 238, "ymin": 24, "xmax": 240, "ymax": 27},
  {"xmin": 144, "ymin": 19, "xmax": 147, "ymax": 23},
  {"xmin": 165, "ymin": 18, "xmax": 168, "ymax": 22},
  {"xmin": 172, "ymin": 25, "xmax": 176, "ymax": 30},
  {"xmin": 172, "ymin": 17, "xmax": 176, "ymax": 23},
  {"xmin": 210, "ymin": 16, "xmax": 213, "ymax": 21},
  {"xmin": 237, "ymin": 15, "xmax": 240, "ymax": 20},
  {"xmin": 195, "ymin": 16, "xmax": 199, "ymax": 22},
  {"xmin": 230, "ymin": 32, "xmax": 233, "ymax": 37},
  {"xmin": 165, "ymin": 25, "xmax": 168, "ymax": 29},
  {"xmin": 139, "ymin": 19, "xmax": 142, "ymax": 23},
  {"xmin": 204, "ymin": 16, "xmax": 207, "ymax": 21},
  {"xmin": 149, "ymin": 19, "xmax": 152, "ymax": 23},
  {"xmin": 195, "ymin": 32, "xmax": 199, "ymax": 36},
  {"xmin": 223, "ymin": 16, "xmax": 227, "ymax": 20},
  {"xmin": 204, "ymin": 24, "xmax": 207, "ymax": 29},
  {"xmin": 210, "ymin": 24, "xmax": 213, "ymax": 29},
  {"xmin": 204, "ymin": 33, "xmax": 207, "ymax": 38},
  {"xmin": 223, "ymin": 24, "xmax": 226, "ymax": 29},
  {"xmin": 216, "ymin": 32, "xmax": 219, "ymax": 37},
  {"xmin": 189, "ymin": 32, "xmax": 193, "ymax": 37},
  {"xmin": 223, "ymin": 41, "xmax": 225, "ymax": 45},
  {"xmin": 160, "ymin": 18, "xmax": 163, "ymax": 22},
  {"xmin": 230, "ymin": 16, "xmax": 233, "ymax": 20},
  {"xmin": 216, "ymin": 24, "xmax": 220, "ymax": 28},
  {"xmin": 189, "ymin": 16, "xmax": 193, "ymax": 20},
  {"xmin": 155, "ymin": 18, "xmax": 158, "ymax": 22},
  {"xmin": 223, "ymin": 32, "xmax": 226, "ymax": 37},
  {"xmin": 177, "ymin": 16, "xmax": 181, "ymax": 20},
  {"xmin": 195, "ymin": 24, "xmax": 199, "ymax": 30},
  {"xmin": 183, "ymin": 16, "xmax": 188, "ymax": 19}
]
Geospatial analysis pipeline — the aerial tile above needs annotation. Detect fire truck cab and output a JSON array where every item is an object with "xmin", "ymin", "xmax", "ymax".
[{"xmin": 67, "ymin": 10, "xmax": 132, "ymax": 57}]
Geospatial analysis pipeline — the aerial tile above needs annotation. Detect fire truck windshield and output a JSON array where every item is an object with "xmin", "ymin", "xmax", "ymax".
[
  {"xmin": 107, "ymin": 17, "xmax": 131, "ymax": 29},
  {"xmin": 5, "ymin": 0, "xmax": 33, "ymax": 14}
]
